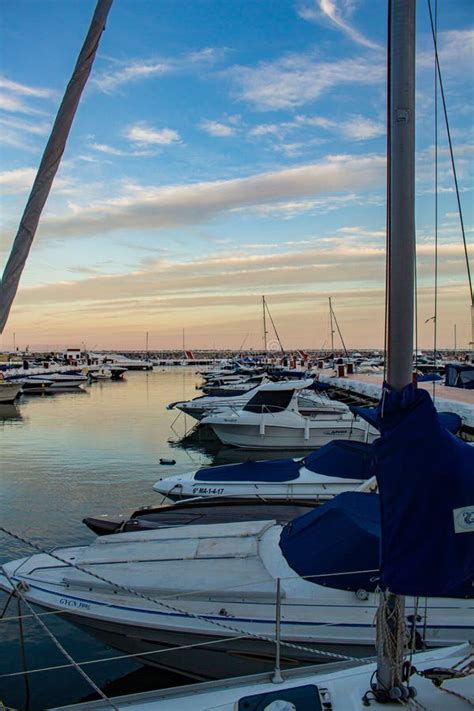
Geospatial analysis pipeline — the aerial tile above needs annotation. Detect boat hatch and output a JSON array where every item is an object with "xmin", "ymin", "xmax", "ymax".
[{"xmin": 237, "ymin": 684, "xmax": 324, "ymax": 711}]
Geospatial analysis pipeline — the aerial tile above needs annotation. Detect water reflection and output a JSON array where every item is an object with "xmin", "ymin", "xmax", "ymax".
[
  {"xmin": 0, "ymin": 369, "xmax": 214, "ymax": 710},
  {"xmin": 0, "ymin": 403, "xmax": 23, "ymax": 422}
]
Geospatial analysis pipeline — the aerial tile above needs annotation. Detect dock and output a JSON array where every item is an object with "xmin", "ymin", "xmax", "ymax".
[{"xmin": 319, "ymin": 372, "xmax": 474, "ymax": 430}]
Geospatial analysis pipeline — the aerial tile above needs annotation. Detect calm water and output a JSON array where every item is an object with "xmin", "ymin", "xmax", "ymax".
[{"xmin": 0, "ymin": 368, "xmax": 224, "ymax": 710}]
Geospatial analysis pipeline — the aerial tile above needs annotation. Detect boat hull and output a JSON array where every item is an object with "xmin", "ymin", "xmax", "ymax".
[
  {"xmin": 68, "ymin": 615, "xmax": 376, "ymax": 681},
  {"xmin": 0, "ymin": 382, "xmax": 22, "ymax": 403},
  {"xmin": 210, "ymin": 423, "xmax": 372, "ymax": 450}
]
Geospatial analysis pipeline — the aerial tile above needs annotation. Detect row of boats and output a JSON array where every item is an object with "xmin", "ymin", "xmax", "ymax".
[
  {"xmin": 2, "ymin": 361, "xmax": 472, "ymax": 705},
  {"xmin": 0, "ymin": 362, "xmax": 128, "ymax": 402}
]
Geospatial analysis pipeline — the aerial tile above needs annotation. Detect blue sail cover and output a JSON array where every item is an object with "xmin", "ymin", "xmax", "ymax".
[
  {"xmin": 279, "ymin": 492, "xmax": 381, "ymax": 590},
  {"xmin": 373, "ymin": 384, "xmax": 474, "ymax": 597}
]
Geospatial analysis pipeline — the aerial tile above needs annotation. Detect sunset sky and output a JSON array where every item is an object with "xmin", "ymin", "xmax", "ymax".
[{"xmin": 0, "ymin": 0, "xmax": 473, "ymax": 352}]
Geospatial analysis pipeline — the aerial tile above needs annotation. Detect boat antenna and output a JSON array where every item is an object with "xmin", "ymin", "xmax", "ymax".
[
  {"xmin": 0, "ymin": 0, "xmax": 113, "ymax": 333},
  {"xmin": 376, "ymin": 0, "xmax": 416, "ymax": 699}
]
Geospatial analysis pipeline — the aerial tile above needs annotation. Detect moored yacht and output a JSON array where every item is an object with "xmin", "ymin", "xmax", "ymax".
[
  {"xmin": 1, "ymin": 491, "xmax": 472, "ymax": 681},
  {"xmin": 0, "ymin": 381, "xmax": 22, "ymax": 403},
  {"xmin": 153, "ymin": 439, "xmax": 373, "ymax": 501},
  {"xmin": 201, "ymin": 380, "xmax": 375, "ymax": 449}
]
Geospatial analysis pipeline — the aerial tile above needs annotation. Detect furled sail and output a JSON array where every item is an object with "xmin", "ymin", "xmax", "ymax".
[
  {"xmin": 0, "ymin": 0, "xmax": 113, "ymax": 333},
  {"xmin": 373, "ymin": 383, "xmax": 474, "ymax": 597},
  {"xmin": 280, "ymin": 384, "xmax": 474, "ymax": 598}
]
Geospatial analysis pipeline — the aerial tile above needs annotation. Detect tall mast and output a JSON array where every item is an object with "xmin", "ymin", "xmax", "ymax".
[
  {"xmin": 262, "ymin": 295, "xmax": 268, "ymax": 353},
  {"xmin": 385, "ymin": 0, "xmax": 416, "ymax": 390},
  {"xmin": 329, "ymin": 297, "xmax": 334, "ymax": 353},
  {"xmin": 0, "ymin": 0, "xmax": 113, "ymax": 333},
  {"xmin": 376, "ymin": 0, "xmax": 416, "ymax": 696}
]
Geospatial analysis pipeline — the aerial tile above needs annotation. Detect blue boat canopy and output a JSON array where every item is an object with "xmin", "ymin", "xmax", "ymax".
[
  {"xmin": 195, "ymin": 458, "xmax": 301, "ymax": 482},
  {"xmin": 445, "ymin": 363, "xmax": 474, "ymax": 389},
  {"xmin": 303, "ymin": 440, "xmax": 372, "ymax": 479},
  {"xmin": 416, "ymin": 372, "xmax": 442, "ymax": 383},
  {"xmin": 279, "ymin": 492, "xmax": 381, "ymax": 590},
  {"xmin": 195, "ymin": 439, "xmax": 372, "ymax": 483}
]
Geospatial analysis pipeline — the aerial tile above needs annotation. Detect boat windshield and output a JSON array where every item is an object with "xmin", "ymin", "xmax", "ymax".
[{"xmin": 243, "ymin": 389, "xmax": 294, "ymax": 413}]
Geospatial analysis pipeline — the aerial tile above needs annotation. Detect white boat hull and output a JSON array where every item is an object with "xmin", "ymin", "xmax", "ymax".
[
  {"xmin": 1, "ymin": 522, "xmax": 471, "ymax": 682},
  {"xmin": 210, "ymin": 422, "xmax": 373, "ymax": 450},
  {"xmin": 0, "ymin": 382, "xmax": 22, "ymax": 403}
]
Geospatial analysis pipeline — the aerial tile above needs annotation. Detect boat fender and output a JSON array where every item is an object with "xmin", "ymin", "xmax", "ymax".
[{"xmin": 159, "ymin": 458, "xmax": 176, "ymax": 465}]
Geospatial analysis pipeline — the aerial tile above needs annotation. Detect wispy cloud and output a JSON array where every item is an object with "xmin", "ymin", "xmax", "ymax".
[
  {"xmin": 0, "ymin": 76, "xmax": 55, "ymax": 99},
  {"xmin": 249, "ymin": 113, "xmax": 384, "ymax": 145},
  {"xmin": 27, "ymin": 153, "xmax": 385, "ymax": 240},
  {"xmin": 92, "ymin": 48, "xmax": 226, "ymax": 93},
  {"xmin": 298, "ymin": 1, "xmax": 381, "ymax": 50},
  {"xmin": 199, "ymin": 119, "xmax": 237, "ymax": 137},
  {"xmin": 0, "ymin": 167, "xmax": 37, "ymax": 194},
  {"xmin": 230, "ymin": 53, "xmax": 384, "ymax": 110},
  {"xmin": 125, "ymin": 122, "xmax": 181, "ymax": 146}
]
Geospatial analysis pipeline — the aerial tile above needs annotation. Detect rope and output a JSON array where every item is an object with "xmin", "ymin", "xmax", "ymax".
[
  {"xmin": 329, "ymin": 301, "xmax": 349, "ymax": 360},
  {"xmin": 383, "ymin": 0, "xmax": 391, "ymax": 386},
  {"xmin": 2, "ymin": 567, "xmax": 118, "ymax": 711},
  {"xmin": 432, "ymin": 0, "xmax": 438, "ymax": 403},
  {"xmin": 17, "ymin": 596, "xmax": 31, "ymax": 711},
  {"xmin": 0, "ymin": 633, "xmax": 250, "ymax": 680},
  {"xmin": 0, "ymin": 524, "xmax": 371, "ymax": 664},
  {"xmin": 375, "ymin": 591, "xmax": 407, "ymax": 692},
  {"xmin": 264, "ymin": 299, "xmax": 285, "ymax": 355},
  {"xmin": 415, "ymin": 654, "xmax": 474, "ymax": 707},
  {"xmin": 427, "ymin": 0, "xmax": 473, "ymax": 306}
]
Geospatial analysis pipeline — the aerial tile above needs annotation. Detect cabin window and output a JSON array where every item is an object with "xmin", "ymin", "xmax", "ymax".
[{"xmin": 243, "ymin": 389, "xmax": 294, "ymax": 413}]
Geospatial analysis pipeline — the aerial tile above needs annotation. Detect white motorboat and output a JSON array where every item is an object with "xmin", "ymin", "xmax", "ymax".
[
  {"xmin": 51, "ymin": 642, "xmax": 474, "ymax": 710},
  {"xmin": 0, "ymin": 381, "xmax": 22, "ymax": 403},
  {"xmin": 1, "ymin": 501, "xmax": 472, "ymax": 681},
  {"xmin": 200, "ymin": 375, "xmax": 266, "ymax": 396},
  {"xmin": 27, "ymin": 373, "xmax": 88, "ymax": 390},
  {"xmin": 87, "ymin": 367, "xmax": 113, "ymax": 380},
  {"xmin": 201, "ymin": 380, "xmax": 375, "ymax": 450},
  {"xmin": 16, "ymin": 378, "xmax": 55, "ymax": 394},
  {"xmin": 171, "ymin": 379, "xmax": 345, "ymax": 422},
  {"xmin": 153, "ymin": 438, "xmax": 373, "ymax": 501}
]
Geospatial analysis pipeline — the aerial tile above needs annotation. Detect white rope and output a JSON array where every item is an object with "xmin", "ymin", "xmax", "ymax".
[
  {"xmin": 2, "ymin": 566, "xmax": 118, "ymax": 711},
  {"xmin": 0, "ymin": 633, "xmax": 250, "ymax": 680}
]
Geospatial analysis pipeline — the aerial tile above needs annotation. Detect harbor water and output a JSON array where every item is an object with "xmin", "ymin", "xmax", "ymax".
[{"xmin": 0, "ymin": 368, "xmax": 221, "ymax": 710}]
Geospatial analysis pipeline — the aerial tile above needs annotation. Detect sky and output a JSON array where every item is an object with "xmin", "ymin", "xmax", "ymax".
[{"xmin": 0, "ymin": 0, "xmax": 473, "ymax": 352}]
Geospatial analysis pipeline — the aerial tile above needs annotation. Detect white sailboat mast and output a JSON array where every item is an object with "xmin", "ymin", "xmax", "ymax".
[
  {"xmin": 386, "ymin": 0, "xmax": 416, "ymax": 390},
  {"xmin": 376, "ymin": 0, "xmax": 416, "ymax": 695}
]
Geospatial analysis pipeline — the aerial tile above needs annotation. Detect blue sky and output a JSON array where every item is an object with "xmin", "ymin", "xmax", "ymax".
[{"xmin": 0, "ymin": 0, "xmax": 473, "ymax": 351}]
